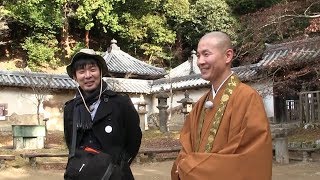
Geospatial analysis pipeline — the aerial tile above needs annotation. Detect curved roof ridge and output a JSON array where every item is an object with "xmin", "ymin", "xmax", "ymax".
[
  {"xmin": 113, "ymin": 50, "xmax": 165, "ymax": 71},
  {"xmin": 265, "ymin": 36, "xmax": 320, "ymax": 52},
  {"xmin": 103, "ymin": 39, "xmax": 166, "ymax": 78}
]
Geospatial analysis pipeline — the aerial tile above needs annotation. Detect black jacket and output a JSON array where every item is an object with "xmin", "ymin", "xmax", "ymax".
[{"xmin": 64, "ymin": 90, "xmax": 142, "ymax": 179}]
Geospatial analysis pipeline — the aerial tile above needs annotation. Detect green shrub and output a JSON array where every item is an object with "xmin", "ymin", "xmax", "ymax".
[
  {"xmin": 70, "ymin": 42, "xmax": 86, "ymax": 58},
  {"xmin": 22, "ymin": 33, "xmax": 59, "ymax": 71}
]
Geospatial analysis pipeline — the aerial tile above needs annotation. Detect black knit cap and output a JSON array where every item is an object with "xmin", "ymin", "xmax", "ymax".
[{"xmin": 66, "ymin": 48, "xmax": 108, "ymax": 78}]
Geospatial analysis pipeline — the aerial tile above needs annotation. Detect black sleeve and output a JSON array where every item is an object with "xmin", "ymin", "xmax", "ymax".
[
  {"xmin": 123, "ymin": 96, "xmax": 142, "ymax": 164},
  {"xmin": 63, "ymin": 102, "xmax": 73, "ymax": 151}
]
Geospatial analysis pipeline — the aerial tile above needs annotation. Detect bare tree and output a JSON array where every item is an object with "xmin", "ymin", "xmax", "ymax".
[
  {"xmin": 22, "ymin": 69, "xmax": 54, "ymax": 125},
  {"xmin": 234, "ymin": 0, "xmax": 320, "ymax": 65}
]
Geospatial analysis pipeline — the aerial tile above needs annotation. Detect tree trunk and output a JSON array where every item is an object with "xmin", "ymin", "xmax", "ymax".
[
  {"xmin": 61, "ymin": 2, "xmax": 71, "ymax": 61},
  {"xmin": 174, "ymin": 33, "xmax": 184, "ymax": 63},
  {"xmin": 85, "ymin": 30, "xmax": 90, "ymax": 48},
  {"xmin": 37, "ymin": 99, "xmax": 41, "ymax": 125}
]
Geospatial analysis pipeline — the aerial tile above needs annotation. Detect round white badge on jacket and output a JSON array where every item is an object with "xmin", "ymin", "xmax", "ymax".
[
  {"xmin": 105, "ymin": 125, "xmax": 112, "ymax": 133},
  {"xmin": 104, "ymin": 125, "xmax": 112, "ymax": 133}
]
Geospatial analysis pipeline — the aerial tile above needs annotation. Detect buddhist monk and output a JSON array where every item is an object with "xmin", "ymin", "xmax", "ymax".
[{"xmin": 171, "ymin": 31, "xmax": 273, "ymax": 180}]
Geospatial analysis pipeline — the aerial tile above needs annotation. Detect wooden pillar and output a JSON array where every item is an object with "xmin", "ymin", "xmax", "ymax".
[
  {"xmin": 299, "ymin": 93, "xmax": 304, "ymax": 122},
  {"xmin": 305, "ymin": 94, "xmax": 310, "ymax": 122},
  {"xmin": 310, "ymin": 93, "xmax": 315, "ymax": 122},
  {"xmin": 317, "ymin": 92, "xmax": 320, "ymax": 122}
]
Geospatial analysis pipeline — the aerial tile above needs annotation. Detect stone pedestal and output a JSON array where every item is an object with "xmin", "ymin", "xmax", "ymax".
[
  {"xmin": 138, "ymin": 113, "xmax": 147, "ymax": 132},
  {"xmin": 138, "ymin": 95, "xmax": 148, "ymax": 131},
  {"xmin": 157, "ymin": 105, "xmax": 168, "ymax": 132},
  {"xmin": 12, "ymin": 125, "xmax": 46, "ymax": 149},
  {"xmin": 156, "ymin": 88, "xmax": 169, "ymax": 133},
  {"xmin": 274, "ymin": 136, "xmax": 289, "ymax": 164}
]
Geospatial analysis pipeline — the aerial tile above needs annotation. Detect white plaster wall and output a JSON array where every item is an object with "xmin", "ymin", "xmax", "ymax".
[
  {"xmin": 0, "ymin": 86, "xmax": 75, "ymax": 131},
  {"xmin": 129, "ymin": 93, "xmax": 154, "ymax": 130},
  {"xmin": 0, "ymin": 80, "xmax": 274, "ymax": 132},
  {"xmin": 146, "ymin": 81, "xmax": 274, "ymax": 119},
  {"xmin": 149, "ymin": 88, "xmax": 209, "ymax": 114},
  {"xmin": 43, "ymin": 92, "xmax": 75, "ymax": 131},
  {"xmin": 129, "ymin": 94, "xmax": 153, "ymax": 114},
  {"xmin": 0, "ymin": 87, "xmax": 42, "ymax": 115},
  {"xmin": 129, "ymin": 94, "xmax": 141, "ymax": 109},
  {"xmin": 251, "ymin": 81, "xmax": 274, "ymax": 118}
]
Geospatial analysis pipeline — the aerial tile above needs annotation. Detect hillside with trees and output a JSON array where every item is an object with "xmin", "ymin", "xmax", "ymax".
[{"xmin": 0, "ymin": 0, "xmax": 319, "ymax": 74}]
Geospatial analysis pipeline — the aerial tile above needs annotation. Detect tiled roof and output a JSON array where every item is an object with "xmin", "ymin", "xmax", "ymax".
[
  {"xmin": 0, "ymin": 70, "xmax": 76, "ymax": 90},
  {"xmin": 0, "ymin": 65, "xmax": 257, "ymax": 94},
  {"xmin": 103, "ymin": 39, "xmax": 166, "ymax": 79},
  {"xmin": 0, "ymin": 70, "xmax": 152, "ymax": 93},
  {"xmin": 151, "ymin": 64, "xmax": 258, "ymax": 93},
  {"xmin": 258, "ymin": 36, "xmax": 320, "ymax": 67},
  {"xmin": 104, "ymin": 77, "xmax": 152, "ymax": 94},
  {"xmin": 152, "ymin": 73, "xmax": 209, "ymax": 93},
  {"xmin": 232, "ymin": 65, "xmax": 258, "ymax": 81},
  {"xmin": 167, "ymin": 50, "xmax": 200, "ymax": 78}
]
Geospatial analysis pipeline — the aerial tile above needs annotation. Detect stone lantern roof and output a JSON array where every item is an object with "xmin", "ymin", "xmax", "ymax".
[
  {"xmin": 155, "ymin": 87, "xmax": 169, "ymax": 99},
  {"xmin": 177, "ymin": 90, "xmax": 194, "ymax": 105}
]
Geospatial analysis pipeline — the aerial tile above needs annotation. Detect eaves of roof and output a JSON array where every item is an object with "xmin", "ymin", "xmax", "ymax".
[
  {"xmin": 0, "ymin": 70, "xmax": 76, "ymax": 90},
  {"xmin": 152, "ymin": 73, "xmax": 209, "ymax": 93},
  {"xmin": 258, "ymin": 36, "xmax": 320, "ymax": 67},
  {"xmin": 0, "ymin": 65, "xmax": 258, "ymax": 94},
  {"xmin": 151, "ymin": 64, "xmax": 258, "ymax": 93},
  {"xmin": 103, "ymin": 77, "xmax": 152, "ymax": 94},
  {"xmin": 0, "ymin": 70, "xmax": 153, "ymax": 94}
]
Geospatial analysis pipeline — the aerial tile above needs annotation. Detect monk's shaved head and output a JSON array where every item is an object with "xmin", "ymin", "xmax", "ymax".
[
  {"xmin": 197, "ymin": 31, "xmax": 234, "ymax": 88},
  {"xmin": 199, "ymin": 31, "xmax": 233, "ymax": 51}
]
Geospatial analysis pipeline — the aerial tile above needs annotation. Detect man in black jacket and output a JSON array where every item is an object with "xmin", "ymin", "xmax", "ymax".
[{"xmin": 64, "ymin": 48, "xmax": 142, "ymax": 180}]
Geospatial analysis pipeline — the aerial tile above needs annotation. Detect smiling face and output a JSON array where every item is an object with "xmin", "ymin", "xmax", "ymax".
[
  {"xmin": 73, "ymin": 59, "xmax": 101, "ymax": 94},
  {"xmin": 196, "ymin": 32, "xmax": 233, "ymax": 89}
]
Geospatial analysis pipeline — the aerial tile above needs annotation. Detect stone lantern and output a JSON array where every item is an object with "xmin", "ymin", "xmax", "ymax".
[
  {"xmin": 156, "ymin": 87, "xmax": 169, "ymax": 132},
  {"xmin": 177, "ymin": 90, "xmax": 194, "ymax": 116},
  {"xmin": 43, "ymin": 118, "xmax": 49, "ymax": 146},
  {"xmin": 137, "ymin": 94, "xmax": 147, "ymax": 132}
]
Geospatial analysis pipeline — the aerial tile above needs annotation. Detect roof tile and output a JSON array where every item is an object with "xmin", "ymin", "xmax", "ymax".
[
  {"xmin": 103, "ymin": 40, "xmax": 166, "ymax": 79},
  {"xmin": 259, "ymin": 37, "xmax": 320, "ymax": 67}
]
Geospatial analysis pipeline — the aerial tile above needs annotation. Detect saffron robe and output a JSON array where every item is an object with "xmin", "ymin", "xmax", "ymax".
[{"xmin": 171, "ymin": 79, "xmax": 273, "ymax": 180}]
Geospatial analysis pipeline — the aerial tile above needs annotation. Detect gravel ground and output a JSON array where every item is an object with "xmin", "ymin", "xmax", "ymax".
[{"xmin": 1, "ymin": 161, "xmax": 320, "ymax": 180}]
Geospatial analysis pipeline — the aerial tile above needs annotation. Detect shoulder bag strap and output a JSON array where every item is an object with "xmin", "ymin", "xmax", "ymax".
[{"xmin": 101, "ymin": 163, "xmax": 115, "ymax": 180}]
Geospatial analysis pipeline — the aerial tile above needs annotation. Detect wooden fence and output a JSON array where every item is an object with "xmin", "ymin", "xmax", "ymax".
[
  {"xmin": 285, "ymin": 90, "xmax": 320, "ymax": 123},
  {"xmin": 299, "ymin": 91, "xmax": 320, "ymax": 123}
]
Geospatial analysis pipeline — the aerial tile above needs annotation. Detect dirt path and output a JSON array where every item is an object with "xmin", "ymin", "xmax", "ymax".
[
  {"xmin": 273, "ymin": 162, "xmax": 320, "ymax": 180},
  {"xmin": 0, "ymin": 168, "xmax": 63, "ymax": 180},
  {"xmin": 1, "ymin": 161, "xmax": 320, "ymax": 180}
]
